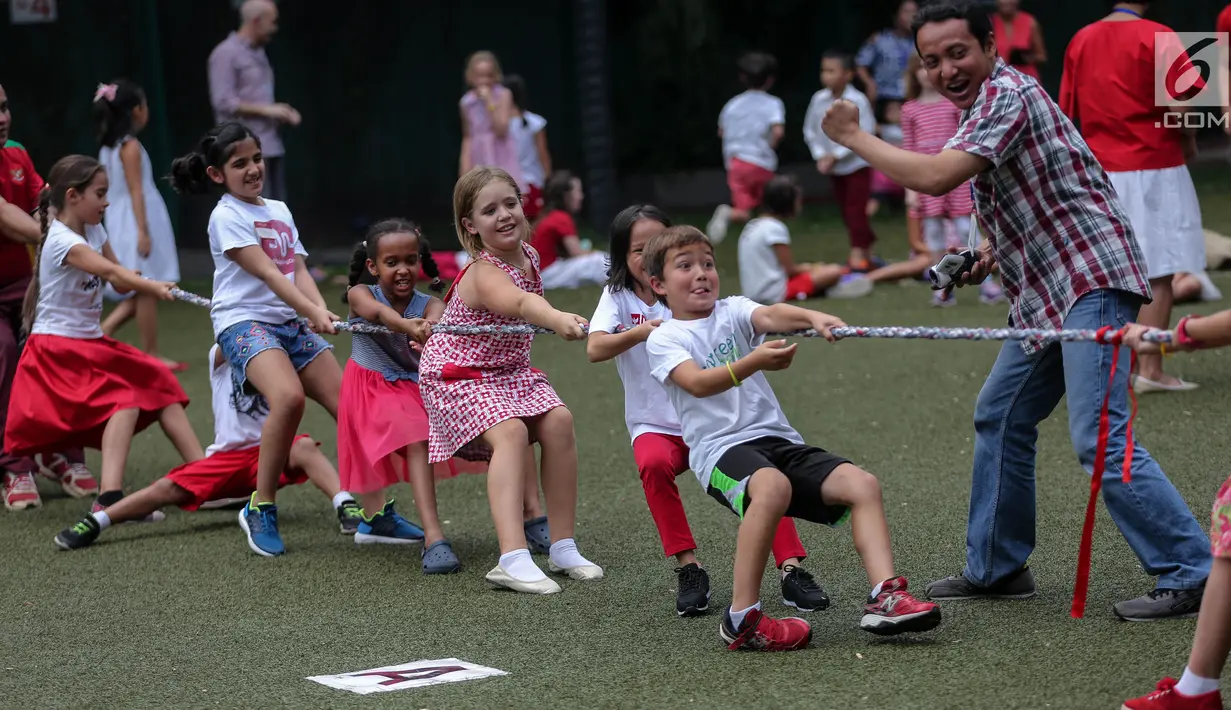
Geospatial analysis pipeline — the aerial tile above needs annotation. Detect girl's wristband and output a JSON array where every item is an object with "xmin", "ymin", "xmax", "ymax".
[{"xmin": 1174, "ymin": 315, "xmax": 1203, "ymax": 350}]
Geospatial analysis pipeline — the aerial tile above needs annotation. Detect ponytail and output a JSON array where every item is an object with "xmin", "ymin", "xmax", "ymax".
[
  {"xmin": 167, "ymin": 122, "xmax": 260, "ymax": 195},
  {"xmin": 21, "ymin": 188, "xmax": 51, "ymax": 337},
  {"xmin": 341, "ymin": 240, "xmax": 376, "ymax": 305},
  {"xmin": 168, "ymin": 151, "xmax": 211, "ymax": 195},
  {"xmin": 419, "ymin": 234, "xmax": 445, "ymax": 293}
]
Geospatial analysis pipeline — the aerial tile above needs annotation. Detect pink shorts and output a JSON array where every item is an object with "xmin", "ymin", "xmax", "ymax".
[{"xmin": 727, "ymin": 158, "xmax": 775, "ymax": 212}]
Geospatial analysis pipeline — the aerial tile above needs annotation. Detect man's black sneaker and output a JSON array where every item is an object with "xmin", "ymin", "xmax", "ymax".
[
  {"xmin": 676, "ymin": 563, "xmax": 711, "ymax": 617},
  {"xmin": 925, "ymin": 566, "xmax": 1037, "ymax": 600},
  {"xmin": 337, "ymin": 499, "xmax": 363, "ymax": 535},
  {"xmin": 54, "ymin": 516, "xmax": 101, "ymax": 551},
  {"xmin": 781, "ymin": 564, "xmax": 830, "ymax": 611},
  {"xmin": 1113, "ymin": 585, "xmax": 1204, "ymax": 621}
]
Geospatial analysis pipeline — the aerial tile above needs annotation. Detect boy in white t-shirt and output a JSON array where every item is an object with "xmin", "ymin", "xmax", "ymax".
[
  {"xmin": 738, "ymin": 174, "xmax": 873, "ymax": 305},
  {"xmin": 587, "ymin": 204, "xmax": 829, "ymax": 618},
  {"xmin": 707, "ymin": 52, "xmax": 785, "ymax": 244},
  {"xmin": 643, "ymin": 225, "xmax": 941, "ymax": 651},
  {"xmin": 53, "ymin": 344, "xmax": 362, "ymax": 551}
]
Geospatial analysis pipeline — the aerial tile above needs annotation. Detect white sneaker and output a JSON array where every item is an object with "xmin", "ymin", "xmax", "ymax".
[
  {"xmin": 707, "ymin": 205, "xmax": 732, "ymax": 244},
  {"xmin": 825, "ymin": 275, "xmax": 873, "ymax": 299},
  {"xmin": 485, "ymin": 565, "xmax": 562, "ymax": 594},
  {"xmin": 548, "ymin": 560, "xmax": 605, "ymax": 581}
]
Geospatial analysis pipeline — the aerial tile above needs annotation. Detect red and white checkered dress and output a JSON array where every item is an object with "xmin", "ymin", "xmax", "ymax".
[{"xmin": 418, "ymin": 242, "xmax": 564, "ymax": 464}]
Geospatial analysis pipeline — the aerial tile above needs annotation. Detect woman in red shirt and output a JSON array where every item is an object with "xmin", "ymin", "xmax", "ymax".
[
  {"xmin": 1060, "ymin": 1, "xmax": 1204, "ymax": 394},
  {"xmin": 529, "ymin": 171, "xmax": 608, "ymax": 290},
  {"xmin": 992, "ymin": 0, "xmax": 1046, "ymax": 82}
]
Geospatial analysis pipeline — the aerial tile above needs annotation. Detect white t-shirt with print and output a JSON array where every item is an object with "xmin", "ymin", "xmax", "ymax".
[
  {"xmin": 738, "ymin": 216, "xmax": 792, "ymax": 305},
  {"xmin": 589, "ymin": 286, "xmax": 682, "ymax": 443},
  {"xmin": 646, "ymin": 296, "xmax": 803, "ymax": 492},
  {"xmin": 206, "ymin": 344, "xmax": 265, "ymax": 455},
  {"xmin": 208, "ymin": 193, "xmax": 308, "ymax": 336},
  {"xmin": 32, "ymin": 220, "xmax": 108, "ymax": 339},
  {"xmin": 718, "ymin": 90, "xmax": 785, "ymax": 172}
]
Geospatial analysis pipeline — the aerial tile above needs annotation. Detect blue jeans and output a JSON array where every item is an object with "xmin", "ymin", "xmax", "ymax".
[{"xmin": 964, "ymin": 290, "xmax": 1210, "ymax": 590}]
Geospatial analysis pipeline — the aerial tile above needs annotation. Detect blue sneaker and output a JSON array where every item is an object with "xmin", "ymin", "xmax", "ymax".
[
  {"xmin": 238, "ymin": 497, "xmax": 285, "ymax": 557},
  {"xmin": 354, "ymin": 500, "xmax": 425, "ymax": 545}
]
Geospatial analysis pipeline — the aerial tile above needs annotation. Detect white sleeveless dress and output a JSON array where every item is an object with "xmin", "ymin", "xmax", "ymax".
[{"xmin": 98, "ymin": 136, "xmax": 180, "ymax": 299}]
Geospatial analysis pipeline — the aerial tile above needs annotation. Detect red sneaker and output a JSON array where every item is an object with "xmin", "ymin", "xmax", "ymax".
[
  {"xmin": 37, "ymin": 454, "xmax": 99, "ymax": 499},
  {"xmin": 1123, "ymin": 678, "xmax": 1223, "ymax": 710},
  {"xmin": 861, "ymin": 576, "xmax": 942, "ymax": 635},
  {"xmin": 3, "ymin": 471, "xmax": 42, "ymax": 511},
  {"xmin": 720, "ymin": 608, "xmax": 811, "ymax": 651}
]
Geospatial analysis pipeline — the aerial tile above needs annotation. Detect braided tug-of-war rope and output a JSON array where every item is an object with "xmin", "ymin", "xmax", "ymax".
[{"xmin": 168, "ymin": 288, "xmax": 1172, "ymax": 344}]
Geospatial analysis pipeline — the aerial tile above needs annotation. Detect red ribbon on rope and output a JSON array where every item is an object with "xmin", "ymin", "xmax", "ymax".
[{"xmin": 1070, "ymin": 326, "xmax": 1138, "ymax": 619}]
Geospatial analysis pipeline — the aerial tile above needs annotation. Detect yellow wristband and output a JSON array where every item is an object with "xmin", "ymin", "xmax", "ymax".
[
  {"xmin": 1160, "ymin": 343, "xmax": 1168, "ymax": 357},
  {"xmin": 726, "ymin": 361, "xmax": 741, "ymax": 387}
]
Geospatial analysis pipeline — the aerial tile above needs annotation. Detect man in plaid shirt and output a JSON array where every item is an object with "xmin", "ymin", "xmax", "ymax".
[{"xmin": 822, "ymin": 0, "xmax": 1209, "ymax": 622}]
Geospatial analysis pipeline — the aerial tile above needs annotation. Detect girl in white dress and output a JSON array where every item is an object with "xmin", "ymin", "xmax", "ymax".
[{"xmin": 93, "ymin": 80, "xmax": 184, "ymax": 371}]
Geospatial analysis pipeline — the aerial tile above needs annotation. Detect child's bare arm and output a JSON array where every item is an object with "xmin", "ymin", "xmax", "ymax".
[
  {"xmin": 346, "ymin": 285, "xmax": 418, "ymax": 336},
  {"xmin": 750, "ymin": 302, "xmax": 845, "ymax": 341},
  {"xmin": 227, "ymin": 246, "xmax": 337, "ymax": 333},
  {"xmin": 1124, "ymin": 310, "xmax": 1231, "ymax": 353},
  {"xmin": 66, "ymin": 243, "xmax": 172, "ymax": 300},
  {"xmin": 587, "ymin": 321, "xmax": 661, "ymax": 362},
  {"xmin": 666, "ymin": 341, "xmax": 795, "ymax": 398},
  {"xmin": 424, "ymin": 296, "xmax": 445, "ymax": 321},
  {"xmin": 465, "ymin": 261, "xmax": 586, "ymax": 340},
  {"xmin": 772, "ymin": 244, "xmax": 806, "ymax": 278},
  {"xmin": 293, "ymin": 255, "xmax": 328, "ymax": 310}
]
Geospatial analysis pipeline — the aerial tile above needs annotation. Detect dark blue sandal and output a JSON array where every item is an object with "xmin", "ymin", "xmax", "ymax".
[
  {"xmin": 422, "ymin": 539, "xmax": 461, "ymax": 575},
  {"xmin": 523, "ymin": 515, "xmax": 551, "ymax": 554}
]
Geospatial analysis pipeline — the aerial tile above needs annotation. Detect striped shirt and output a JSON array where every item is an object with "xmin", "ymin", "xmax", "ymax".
[
  {"xmin": 901, "ymin": 99, "xmax": 973, "ymax": 218},
  {"xmin": 349, "ymin": 286, "xmax": 430, "ymax": 382},
  {"xmin": 945, "ymin": 61, "xmax": 1151, "ymax": 352}
]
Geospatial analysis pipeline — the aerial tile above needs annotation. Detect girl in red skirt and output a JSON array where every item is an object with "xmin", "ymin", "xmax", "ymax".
[
  {"xmin": 339, "ymin": 218, "xmax": 484, "ymax": 574},
  {"xmin": 7, "ymin": 155, "xmax": 204, "ymax": 515},
  {"xmin": 418, "ymin": 166, "xmax": 602, "ymax": 595}
]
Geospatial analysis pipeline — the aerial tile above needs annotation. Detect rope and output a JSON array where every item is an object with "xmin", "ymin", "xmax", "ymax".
[{"xmin": 167, "ymin": 288, "xmax": 1172, "ymax": 343}]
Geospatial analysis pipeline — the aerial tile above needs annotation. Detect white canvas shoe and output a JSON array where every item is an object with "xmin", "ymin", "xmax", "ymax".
[
  {"xmin": 485, "ymin": 565, "xmax": 562, "ymax": 594},
  {"xmin": 548, "ymin": 560, "xmax": 605, "ymax": 581}
]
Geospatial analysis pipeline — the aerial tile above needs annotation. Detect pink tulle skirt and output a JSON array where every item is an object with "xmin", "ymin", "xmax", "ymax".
[{"xmin": 337, "ymin": 362, "xmax": 485, "ymax": 494}]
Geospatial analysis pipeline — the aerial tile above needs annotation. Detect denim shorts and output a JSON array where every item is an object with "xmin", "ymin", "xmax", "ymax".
[{"xmin": 217, "ymin": 318, "xmax": 332, "ymax": 396}]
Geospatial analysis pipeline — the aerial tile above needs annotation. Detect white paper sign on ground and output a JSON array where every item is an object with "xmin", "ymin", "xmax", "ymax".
[{"xmin": 307, "ymin": 659, "xmax": 508, "ymax": 695}]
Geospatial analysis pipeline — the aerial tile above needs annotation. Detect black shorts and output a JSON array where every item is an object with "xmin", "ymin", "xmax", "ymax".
[{"xmin": 709, "ymin": 436, "xmax": 850, "ymax": 525}]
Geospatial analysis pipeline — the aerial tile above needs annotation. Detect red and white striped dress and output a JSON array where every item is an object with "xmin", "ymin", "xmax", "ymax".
[
  {"xmin": 418, "ymin": 242, "xmax": 564, "ymax": 464},
  {"xmin": 901, "ymin": 98, "xmax": 974, "ymax": 219}
]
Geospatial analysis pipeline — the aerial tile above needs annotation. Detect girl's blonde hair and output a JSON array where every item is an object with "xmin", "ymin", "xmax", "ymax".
[
  {"xmin": 22, "ymin": 155, "xmax": 106, "ymax": 336},
  {"xmin": 464, "ymin": 50, "xmax": 503, "ymax": 86},
  {"xmin": 904, "ymin": 53, "xmax": 925, "ymax": 101},
  {"xmin": 453, "ymin": 166, "xmax": 523, "ymax": 256}
]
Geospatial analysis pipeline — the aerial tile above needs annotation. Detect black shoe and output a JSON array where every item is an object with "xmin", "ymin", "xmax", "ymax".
[
  {"xmin": 1113, "ymin": 585, "xmax": 1204, "ymax": 621},
  {"xmin": 54, "ymin": 516, "xmax": 101, "ymax": 551},
  {"xmin": 337, "ymin": 499, "xmax": 362, "ymax": 535},
  {"xmin": 781, "ymin": 564, "xmax": 830, "ymax": 612},
  {"xmin": 925, "ymin": 566, "xmax": 1037, "ymax": 600},
  {"xmin": 676, "ymin": 563, "xmax": 711, "ymax": 617}
]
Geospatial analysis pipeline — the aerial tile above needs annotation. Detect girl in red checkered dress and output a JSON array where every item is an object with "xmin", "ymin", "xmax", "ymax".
[{"xmin": 418, "ymin": 166, "xmax": 603, "ymax": 595}]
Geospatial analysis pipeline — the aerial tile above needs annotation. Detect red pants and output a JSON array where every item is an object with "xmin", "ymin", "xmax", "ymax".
[
  {"xmin": 633, "ymin": 432, "xmax": 807, "ymax": 566},
  {"xmin": 831, "ymin": 168, "xmax": 877, "ymax": 250}
]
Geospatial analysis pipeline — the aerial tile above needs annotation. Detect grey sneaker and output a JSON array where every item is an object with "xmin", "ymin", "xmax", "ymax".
[
  {"xmin": 1113, "ymin": 586, "xmax": 1204, "ymax": 622},
  {"xmin": 925, "ymin": 567, "xmax": 1037, "ymax": 600}
]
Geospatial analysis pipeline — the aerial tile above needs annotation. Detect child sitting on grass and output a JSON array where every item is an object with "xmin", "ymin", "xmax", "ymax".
[
  {"xmin": 1121, "ymin": 310, "xmax": 1231, "ymax": 710},
  {"xmin": 643, "ymin": 225, "xmax": 940, "ymax": 651},
  {"xmin": 737, "ymin": 174, "xmax": 872, "ymax": 304},
  {"xmin": 53, "ymin": 344, "xmax": 363, "ymax": 550}
]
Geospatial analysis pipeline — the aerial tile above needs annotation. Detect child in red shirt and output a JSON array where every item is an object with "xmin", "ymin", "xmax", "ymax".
[
  {"xmin": 0, "ymin": 83, "xmax": 98, "ymax": 511},
  {"xmin": 529, "ymin": 171, "xmax": 607, "ymax": 290}
]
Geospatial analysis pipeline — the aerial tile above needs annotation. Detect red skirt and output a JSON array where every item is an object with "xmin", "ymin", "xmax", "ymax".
[
  {"xmin": 337, "ymin": 362, "xmax": 484, "ymax": 494},
  {"xmin": 5, "ymin": 334, "xmax": 189, "ymax": 456}
]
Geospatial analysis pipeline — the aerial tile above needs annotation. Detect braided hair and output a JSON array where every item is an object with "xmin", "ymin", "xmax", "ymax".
[{"xmin": 341, "ymin": 218, "xmax": 443, "ymax": 304}]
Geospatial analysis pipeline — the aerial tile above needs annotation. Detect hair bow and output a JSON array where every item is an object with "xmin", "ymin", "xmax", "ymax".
[{"xmin": 94, "ymin": 83, "xmax": 118, "ymax": 103}]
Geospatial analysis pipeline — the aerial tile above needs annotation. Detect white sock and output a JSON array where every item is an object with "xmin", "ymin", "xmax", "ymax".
[
  {"xmin": 499, "ymin": 549, "xmax": 548, "ymax": 582},
  {"xmin": 728, "ymin": 602, "xmax": 761, "ymax": 629},
  {"xmin": 1177, "ymin": 667, "xmax": 1221, "ymax": 696},
  {"xmin": 548, "ymin": 538, "xmax": 594, "ymax": 569},
  {"xmin": 870, "ymin": 581, "xmax": 884, "ymax": 598},
  {"xmin": 91, "ymin": 511, "xmax": 111, "ymax": 530},
  {"xmin": 332, "ymin": 492, "xmax": 353, "ymax": 510}
]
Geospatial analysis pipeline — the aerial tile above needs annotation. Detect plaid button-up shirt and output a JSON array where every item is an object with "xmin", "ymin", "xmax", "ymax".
[{"xmin": 946, "ymin": 61, "xmax": 1151, "ymax": 351}]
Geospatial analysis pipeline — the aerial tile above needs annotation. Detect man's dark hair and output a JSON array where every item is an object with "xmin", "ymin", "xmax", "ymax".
[{"xmin": 910, "ymin": 0, "xmax": 994, "ymax": 54}]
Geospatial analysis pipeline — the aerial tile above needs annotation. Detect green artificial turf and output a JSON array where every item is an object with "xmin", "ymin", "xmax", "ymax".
[{"xmin": 3, "ymin": 168, "xmax": 1231, "ymax": 709}]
